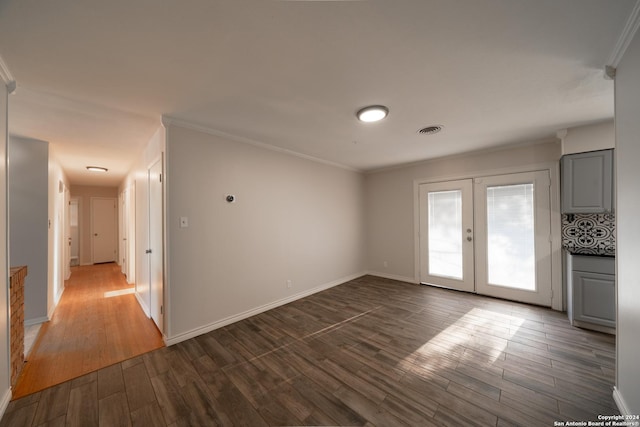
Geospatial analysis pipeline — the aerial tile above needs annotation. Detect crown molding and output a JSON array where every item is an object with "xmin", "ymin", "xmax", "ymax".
[
  {"xmin": 0, "ymin": 53, "xmax": 16, "ymax": 93},
  {"xmin": 606, "ymin": 0, "xmax": 640, "ymax": 71},
  {"xmin": 161, "ymin": 115, "xmax": 361, "ymax": 173},
  {"xmin": 160, "ymin": 115, "xmax": 173, "ymax": 129},
  {"xmin": 556, "ymin": 129, "xmax": 568, "ymax": 142},
  {"xmin": 366, "ymin": 136, "xmax": 558, "ymax": 175}
]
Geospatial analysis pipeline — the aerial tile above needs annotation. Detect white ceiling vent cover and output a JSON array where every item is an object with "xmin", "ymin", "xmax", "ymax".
[{"xmin": 418, "ymin": 125, "xmax": 443, "ymax": 135}]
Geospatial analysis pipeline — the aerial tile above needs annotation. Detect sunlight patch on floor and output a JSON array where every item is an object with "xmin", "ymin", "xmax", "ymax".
[
  {"xmin": 410, "ymin": 307, "xmax": 525, "ymax": 368},
  {"xmin": 103, "ymin": 288, "xmax": 135, "ymax": 298}
]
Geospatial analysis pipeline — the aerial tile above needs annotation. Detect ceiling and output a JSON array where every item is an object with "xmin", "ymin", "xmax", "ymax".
[{"xmin": 0, "ymin": 0, "xmax": 635, "ymax": 186}]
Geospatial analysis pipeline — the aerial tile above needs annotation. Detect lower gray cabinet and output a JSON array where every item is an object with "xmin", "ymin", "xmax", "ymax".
[{"xmin": 567, "ymin": 253, "xmax": 615, "ymax": 332}]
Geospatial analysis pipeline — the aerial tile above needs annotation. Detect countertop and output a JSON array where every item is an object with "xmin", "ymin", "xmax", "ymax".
[
  {"xmin": 10, "ymin": 266, "xmax": 28, "ymax": 277},
  {"xmin": 564, "ymin": 247, "xmax": 615, "ymax": 257}
]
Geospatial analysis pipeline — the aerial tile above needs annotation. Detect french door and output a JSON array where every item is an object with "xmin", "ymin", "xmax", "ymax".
[
  {"xmin": 419, "ymin": 171, "xmax": 552, "ymax": 306},
  {"xmin": 419, "ymin": 179, "xmax": 474, "ymax": 292}
]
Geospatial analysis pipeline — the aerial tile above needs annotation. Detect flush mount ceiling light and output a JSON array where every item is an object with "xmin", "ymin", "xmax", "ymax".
[
  {"xmin": 356, "ymin": 105, "xmax": 389, "ymax": 122},
  {"xmin": 418, "ymin": 125, "xmax": 443, "ymax": 135},
  {"xmin": 86, "ymin": 166, "xmax": 108, "ymax": 172}
]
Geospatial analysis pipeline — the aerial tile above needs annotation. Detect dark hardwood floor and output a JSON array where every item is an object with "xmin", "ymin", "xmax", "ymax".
[{"xmin": 1, "ymin": 275, "xmax": 617, "ymax": 426}]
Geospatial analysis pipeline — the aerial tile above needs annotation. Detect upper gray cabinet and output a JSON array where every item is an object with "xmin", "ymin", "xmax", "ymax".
[{"xmin": 561, "ymin": 149, "xmax": 613, "ymax": 213}]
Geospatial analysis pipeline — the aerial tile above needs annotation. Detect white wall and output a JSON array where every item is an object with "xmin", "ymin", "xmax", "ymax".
[
  {"xmin": 47, "ymin": 151, "xmax": 69, "ymax": 318},
  {"xmin": 0, "ymin": 72, "xmax": 12, "ymax": 415},
  {"xmin": 561, "ymin": 120, "xmax": 615, "ymax": 155},
  {"xmin": 9, "ymin": 136, "xmax": 49, "ymax": 323},
  {"xmin": 164, "ymin": 123, "xmax": 366, "ymax": 343},
  {"xmin": 614, "ymin": 25, "xmax": 640, "ymax": 415},
  {"xmin": 365, "ymin": 140, "xmax": 563, "ymax": 307}
]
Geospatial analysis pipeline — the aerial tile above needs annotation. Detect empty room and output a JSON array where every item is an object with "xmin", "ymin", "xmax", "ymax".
[{"xmin": 0, "ymin": 1, "xmax": 639, "ymax": 426}]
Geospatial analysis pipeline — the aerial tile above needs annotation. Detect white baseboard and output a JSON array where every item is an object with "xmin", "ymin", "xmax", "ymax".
[
  {"xmin": 164, "ymin": 271, "xmax": 367, "ymax": 346},
  {"xmin": 366, "ymin": 271, "xmax": 417, "ymax": 284},
  {"xmin": 0, "ymin": 387, "xmax": 11, "ymax": 420},
  {"xmin": 613, "ymin": 386, "xmax": 631, "ymax": 415},
  {"xmin": 49, "ymin": 286, "xmax": 66, "ymax": 319},
  {"xmin": 47, "ymin": 303, "xmax": 55, "ymax": 322},
  {"xmin": 135, "ymin": 292, "xmax": 151, "ymax": 318},
  {"xmin": 25, "ymin": 316, "xmax": 49, "ymax": 327}
]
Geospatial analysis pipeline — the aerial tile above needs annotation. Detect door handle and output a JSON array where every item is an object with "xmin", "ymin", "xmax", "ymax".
[
  {"xmin": 94, "ymin": 233, "xmax": 98, "ymax": 237},
  {"xmin": 146, "ymin": 249, "xmax": 152, "ymax": 254},
  {"xmin": 467, "ymin": 236, "xmax": 473, "ymax": 242}
]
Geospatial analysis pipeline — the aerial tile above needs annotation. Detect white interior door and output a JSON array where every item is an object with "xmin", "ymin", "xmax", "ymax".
[
  {"xmin": 126, "ymin": 186, "xmax": 136, "ymax": 283},
  {"xmin": 91, "ymin": 197, "xmax": 117, "ymax": 264},
  {"xmin": 474, "ymin": 171, "xmax": 552, "ymax": 306},
  {"xmin": 119, "ymin": 191, "xmax": 127, "ymax": 275},
  {"xmin": 419, "ymin": 179, "xmax": 474, "ymax": 292},
  {"xmin": 70, "ymin": 199, "xmax": 79, "ymax": 266},
  {"xmin": 135, "ymin": 178, "xmax": 150, "ymax": 316},
  {"xmin": 64, "ymin": 187, "xmax": 71, "ymax": 279},
  {"xmin": 149, "ymin": 158, "xmax": 164, "ymax": 333}
]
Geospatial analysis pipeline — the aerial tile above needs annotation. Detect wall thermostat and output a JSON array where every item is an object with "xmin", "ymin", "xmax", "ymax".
[{"xmin": 226, "ymin": 195, "xmax": 236, "ymax": 203}]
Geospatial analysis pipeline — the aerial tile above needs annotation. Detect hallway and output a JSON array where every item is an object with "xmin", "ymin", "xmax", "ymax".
[{"xmin": 12, "ymin": 263, "xmax": 164, "ymax": 399}]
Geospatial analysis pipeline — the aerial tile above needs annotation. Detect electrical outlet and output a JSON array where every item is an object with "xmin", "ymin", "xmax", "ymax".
[{"xmin": 286, "ymin": 280, "xmax": 292, "ymax": 289}]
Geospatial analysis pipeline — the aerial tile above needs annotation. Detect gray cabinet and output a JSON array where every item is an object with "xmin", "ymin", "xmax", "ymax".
[
  {"xmin": 561, "ymin": 149, "xmax": 613, "ymax": 213},
  {"xmin": 567, "ymin": 254, "xmax": 615, "ymax": 332}
]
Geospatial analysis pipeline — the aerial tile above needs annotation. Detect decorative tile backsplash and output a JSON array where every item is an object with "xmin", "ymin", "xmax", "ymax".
[{"xmin": 562, "ymin": 213, "xmax": 616, "ymax": 255}]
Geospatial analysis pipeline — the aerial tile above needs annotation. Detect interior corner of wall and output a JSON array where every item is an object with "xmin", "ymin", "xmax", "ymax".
[
  {"xmin": 613, "ymin": 386, "xmax": 631, "ymax": 415},
  {"xmin": 0, "ymin": 387, "xmax": 12, "ymax": 421},
  {"xmin": 52, "ymin": 285, "xmax": 65, "ymax": 315}
]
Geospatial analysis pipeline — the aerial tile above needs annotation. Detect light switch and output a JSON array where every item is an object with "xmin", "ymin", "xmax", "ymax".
[{"xmin": 180, "ymin": 217, "xmax": 189, "ymax": 228}]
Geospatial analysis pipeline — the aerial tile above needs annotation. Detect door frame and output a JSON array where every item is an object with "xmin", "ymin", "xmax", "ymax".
[
  {"xmin": 90, "ymin": 197, "xmax": 118, "ymax": 264},
  {"xmin": 413, "ymin": 161, "xmax": 563, "ymax": 311},
  {"xmin": 119, "ymin": 189, "xmax": 127, "ymax": 275},
  {"xmin": 69, "ymin": 197, "xmax": 80, "ymax": 266},
  {"xmin": 474, "ymin": 170, "xmax": 552, "ymax": 306},
  {"xmin": 64, "ymin": 187, "xmax": 71, "ymax": 280}
]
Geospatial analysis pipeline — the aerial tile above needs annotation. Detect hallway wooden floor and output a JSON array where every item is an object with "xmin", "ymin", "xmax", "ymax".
[{"xmin": 12, "ymin": 263, "xmax": 165, "ymax": 399}]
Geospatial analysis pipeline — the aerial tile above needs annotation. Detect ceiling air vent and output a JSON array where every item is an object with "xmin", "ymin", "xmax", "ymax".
[{"xmin": 418, "ymin": 125, "xmax": 443, "ymax": 135}]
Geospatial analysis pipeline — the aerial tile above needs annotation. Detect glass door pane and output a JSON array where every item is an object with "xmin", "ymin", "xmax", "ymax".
[
  {"xmin": 486, "ymin": 184, "xmax": 535, "ymax": 290},
  {"xmin": 428, "ymin": 190, "xmax": 463, "ymax": 279}
]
